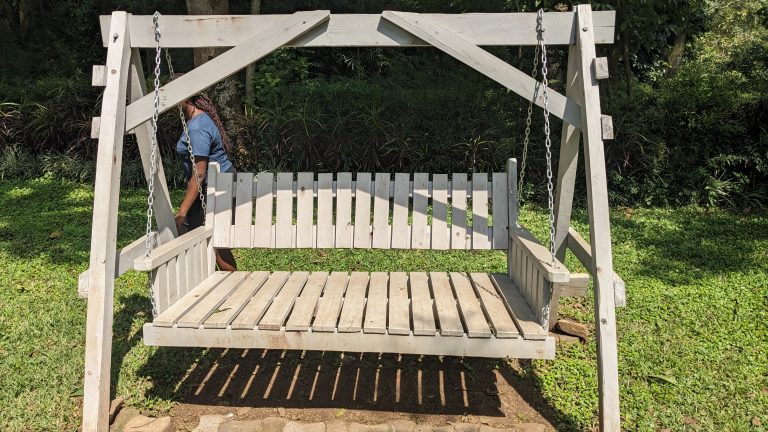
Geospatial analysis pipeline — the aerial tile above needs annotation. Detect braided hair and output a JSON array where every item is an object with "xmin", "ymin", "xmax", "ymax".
[{"xmin": 188, "ymin": 93, "xmax": 233, "ymax": 154}]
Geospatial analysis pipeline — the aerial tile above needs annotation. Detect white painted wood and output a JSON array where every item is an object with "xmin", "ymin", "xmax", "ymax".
[
  {"xmin": 431, "ymin": 174, "xmax": 449, "ymax": 250},
  {"xmin": 567, "ymin": 227, "xmax": 626, "ymax": 307},
  {"xmin": 409, "ymin": 272, "xmax": 436, "ymax": 336},
  {"xmin": 381, "ymin": 11, "xmax": 582, "ymax": 129},
  {"xmin": 466, "ymin": 273, "xmax": 519, "ymax": 339},
  {"xmin": 316, "ymin": 174, "xmax": 334, "ymax": 248},
  {"xmin": 363, "ymin": 272, "xmax": 388, "ymax": 334},
  {"xmin": 601, "ymin": 114, "xmax": 614, "ymax": 140},
  {"xmin": 253, "ymin": 172, "xmax": 274, "ymax": 248},
  {"xmin": 430, "ymin": 272, "xmax": 464, "ymax": 336},
  {"xmin": 492, "ymin": 172, "xmax": 509, "ymax": 249},
  {"xmin": 489, "ymin": 274, "xmax": 548, "ymax": 340},
  {"xmin": 134, "ymin": 227, "xmax": 212, "ymax": 271},
  {"xmin": 230, "ymin": 271, "xmax": 290, "ymax": 329},
  {"xmin": 152, "ymin": 264, "xmax": 169, "ymax": 314},
  {"xmin": 234, "ymin": 173, "xmax": 254, "ymax": 248},
  {"xmin": 123, "ymin": 11, "xmax": 331, "ymax": 131},
  {"xmin": 411, "ymin": 173, "xmax": 430, "ymax": 249},
  {"xmin": 472, "ymin": 173, "xmax": 491, "ymax": 250},
  {"xmin": 296, "ymin": 173, "xmax": 314, "ymax": 248},
  {"xmin": 575, "ymin": 6, "xmax": 621, "ymax": 429},
  {"xmin": 213, "ymin": 172, "xmax": 234, "ymax": 247},
  {"xmin": 372, "ymin": 173, "xmax": 391, "ymax": 248},
  {"xmin": 593, "ymin": 57, "xmax": 610, "ymax": 80},
  {"xmin": 90, "ymin": 117, "xmax": 101, "ymax": 139},
  {"xmin": 451, "ymin": 174, "xmax": 469, "ymax": 249},
  {"xmin": 509, "ymin": 227, "xmax": 570, "ymax": 283},
  {"xmin": 258, "ymin": 271, "xmax": 310, "ymax": 330},
  {"xmin": 275, "ymin": 173, "xmax": 293, "ymax": 248},
  {"xmin": 507, "ymin": 159, "xmax": 518, "ymax": 230},
  {"xmin": 92, "ymin": 65, "xmax": 107, "ymax": 86},
  {"xmin": 177, "ymin": 271, "xmax": 249, "ymax": 328},
  {"xmin": 391, "ymin": 173, "xmax": 411, "ymax": 249},
  {"xmin": 285, "ymin": 272, "xmax": 329, "ymax": 331},
  {"xmin": 143, "ymin": 323, "xmax": 556, "ymax": 359},
  {"xmin": 450, "ymin": 271, "xmax": 491, "ymax": 338},
  {"xmin": 337, "ymin": 272, "xmax": 369, "ymax": 332},
  {"xmin": 353, "ymin": 173, "xmax": 372, "ymax": 248},
  {"xmin": 204, "ymin": 271, "xmax": 270, "ymax": 329},
  {"xmin": 78, "ymin": 232, "xmax": 159, "ymax": 298},
  {"xmin": 312, "ymin": 272, "xmax": 349, "ymax": 331},
  {"xmin": 153, "ymin": 271, "xmax": 230, "ymax": 327},
  {"xmin": 103, "ymin": 12, "xmax": 616, "ymax": 48},
  {"xmin": 82, "ymin": 12, "xmax": 131, "ymax": 430},
  {"xmin": 388, "ymin": 272, "xmax": 411, "ymax": 335},
  {"xmin": 335, "ymin": 173, "xmax": 353, "ymax": 248}
]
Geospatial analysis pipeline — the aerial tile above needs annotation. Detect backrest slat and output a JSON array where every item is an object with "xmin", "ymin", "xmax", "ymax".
[
  {"xmin": 411, "ymin": 173, "xmax": 430, "ymax": 249},
  {"xmin": 335, "ymin": 173, "xmax": 353, "ymax": 248},
  {"xmin": 253, "ymin": 172, "xmax": 273, "ymax": 248},
  {"xmin": 296, "ymin": 172, "xmax": 314, "ymax": 248},
  {"xmin": 372, "ymin": 173, "xmax": 391, "ymax": 248},
  {"xmin": 472, "ymin": 173, "xmax": 490, "ymax": 250},
  {"xmin": 492, "ymin": 172, "xmax": 509, "ymax": 249},
  {"xmin": 431, "ymin": 174, "xmax": 449, "ymax": 250},
  {"xmin": 451, "ymin": 173, "xmax": 469, "ymax": 249},
  {"xmin": 234, "ymin": 172, "xmax": 254, "ymax": 248},
  {"xmin": 316, "ymin": 173, "xmax": 334, "ymax": 248},
  {"xmin": 213, "ymin": 172, "xmax": 234, "ymax": 247},
  {"xmin": 391, "ymin": 173, "xmax": 410, "ymax": 249},
  {"xmin": 275, "ymin": 173, "xmax": 293, "ymax": 248}
]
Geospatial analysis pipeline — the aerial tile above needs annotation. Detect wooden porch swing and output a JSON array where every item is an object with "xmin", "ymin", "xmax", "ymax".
[{"xmin": 80, "ymin": 6, "xmax": 625, "ymax": 431}]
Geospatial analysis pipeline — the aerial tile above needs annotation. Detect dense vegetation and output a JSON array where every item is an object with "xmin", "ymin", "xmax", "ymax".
[{"xmin": 1, "ymin": 0, "xmax": 767, "ymax": 206}]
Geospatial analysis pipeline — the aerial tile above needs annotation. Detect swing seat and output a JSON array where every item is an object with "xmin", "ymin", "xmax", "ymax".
[{"xmin": 135, "ymin": 159, "xmax": 589, "ymax": 359}]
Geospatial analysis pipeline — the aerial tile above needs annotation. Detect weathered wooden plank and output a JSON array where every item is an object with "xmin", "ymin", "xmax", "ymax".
[
  {"xmin": 177, "ymin": 271, "xmax": 249, "ymax": 328},
  {"xmin": 337, "ymin": 272, "xmax": 370, "ymax": 332},
  {"xmin": 296, "ymin": 172, "xmax": 314, "ymax": 248},
  {"xmin": 509, "ymin": 227, "xmax": 570, "ymax": 283},
  {"xmin": 488, "ymin": 274, "xmax": 548, "ymax": 340},
  {"xmin": 285, "ymin": 271, "xmax": 329, "ymax": 331},
  {"xmin": 354, "ymin": 173, "xmax": 373, "ymax": 248},
  {"xmin": 234, "ymin": 172, "xmax": 254, "ymax": 248},
  {"xmin": 312, "ymin": 272, "xmax": 350, "ymax": 331},
  {"xmin": 492, "ymin": 172, "xmax": 508, "ymax": 249},
  {"xmin": 92, "ymin": 64, "xmax": 107, "ymax": 86},
  {"xmin": 253, "ymin": 172, "xmax": 274, "ymax": 248},
  {"xmin": 601, "ymin": 114, "xmax": 614, "ymax": 140},
  {"xmin": 258, "ymin": 271, "xmax": 310, "ymax": 330},
  {"xmin": 411, "ymin": 173, "xmax": 430, "ymax": 249},
  {"xmin": 152, "ymin": 263, "xmax": 169, "ymax": 314},
  {"xmin": 275, "ymin": 172, "xmax": 293, "ymax": 248},
  {"xmin": 153, "ymin": 272, "xmax": 230, "ymax": 327},
  {"xmin": 566, "ymin": 227, "xmax": 625, "ymax": 306},
  {"xmin": 391, "ymin": 173, "xmax": 411, "ymax": 249},
  {"xmin": 134, "ymin": 227, "xmax": 212, "ymax": 271},
  {"xmin": 409, "ymin": 272, "xmax": 436, "ymax": 336},
  {"xmin": 593, "ymin": 57, "xmax": 610, "ymax": 80},
  {"xmin": 451, "ymin": 174, "xmax": 469, "ymax": 249},
  {"xmin": 372, "ymin": 173, "xmax": 391, "ymax": 248},
  {"xmin": 213, "ymin": 172, "xmax": 233, "ymax": 247},
  {"xmin": 387, "ymin": 272, "xmax": 411, "ymax": 335},
  {"xmin": 335, "ymin": 173, "xmax": 353, "ymax": 248},
  {"xmin": 363, "ymin": 272, "xmax": 388, "ymax": 334},
  {"xmin": 316, "ymin": 173, "xmax": 334, "ymax": 248},
  {"xmin": 472, "ymin": 173, "xmax": 491, "ymax": 249},
  {"xmin": 230, "ymin": 271, "xmax": 290, "ymax": 329},
  {"xmin": 467, "ymin": 273, "xmax": 519, "ymax": 338},
  {"xmin": 431, "ymin": 174, "xmax": 450, "ymax": 250},
  {"xmin": 449, "ymin": 272, "xmax": 491, "ymax": 338},
  {"xmin": 204, "ymin": 271, "xmax": 270, "ymax": 329},
  {"xmin": 429, "ymin": 272, "xmax": 464, "ymax": 336}
]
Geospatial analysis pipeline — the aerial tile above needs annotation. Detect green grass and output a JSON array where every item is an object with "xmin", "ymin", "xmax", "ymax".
[{"xmin": 0, "ymin": 177, "xmax": 766, "ymax": 431}]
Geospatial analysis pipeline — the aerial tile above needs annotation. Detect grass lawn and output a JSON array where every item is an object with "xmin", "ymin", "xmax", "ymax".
[{"xmin": 0, "ymin": 177, "xmax": 766, "ymax": 431}]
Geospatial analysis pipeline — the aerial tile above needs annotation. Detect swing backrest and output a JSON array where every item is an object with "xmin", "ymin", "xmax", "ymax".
[{"xmin": 205, "ymin": 161, "xmax": 518, "ymax": 250}]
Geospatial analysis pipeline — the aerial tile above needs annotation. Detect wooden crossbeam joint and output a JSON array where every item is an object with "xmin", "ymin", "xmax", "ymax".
[
  {"xmin": 92, "ymin": 65, "xmax": 107, "ymax": 86},
  {"xmin": 601, "ymin": 114, "xmax": 614, "ymax": 140},
  {"xmin": 592, "ymin": 57, "xmax": 610, "ymax": 80}
]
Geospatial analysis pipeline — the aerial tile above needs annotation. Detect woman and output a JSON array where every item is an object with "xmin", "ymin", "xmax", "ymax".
[{"xmin": 175, "ymin": 93, "xmax": 237, "ymax": 271}]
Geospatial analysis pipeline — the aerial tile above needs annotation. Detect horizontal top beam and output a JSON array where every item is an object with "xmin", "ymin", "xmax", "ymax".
[{"xmin": 100, "ymin": 11, "xmax": 615, "ymax": 48}]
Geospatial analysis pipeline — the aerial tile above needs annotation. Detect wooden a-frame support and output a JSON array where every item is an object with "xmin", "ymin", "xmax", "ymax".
[{"xmin": 83, "ymin": 6, "xmax": 621, "ymax": 431}]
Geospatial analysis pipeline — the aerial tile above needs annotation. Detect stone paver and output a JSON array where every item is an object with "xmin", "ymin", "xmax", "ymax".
[
  {"xmin": 390, "ymin": 420, "xmax": 416, "ymax": 432},
  {"xmin": 325, "ymin": 420, "xmax": 348, "ymax": 432},
  {"xmin": 220, "ymin": 420, "xmax": 263, "ymax": 432},
  {"xmin": 124, "ymin": 415, "xmax": 171, "ymax": 432},
  {"xmin": 450, "ymin": 423, "xmax": 479, "ymax": 432},
  {"xmin": 110, "ymin": 406, "xmax": 139, "ymax": 432},
  {"xmin": 193, "ymin": 415, "xmax": 228, "ymax": 432},
  {"xmin": 261, "ymin": 416, "xmax": 288, "ymax": 432}
]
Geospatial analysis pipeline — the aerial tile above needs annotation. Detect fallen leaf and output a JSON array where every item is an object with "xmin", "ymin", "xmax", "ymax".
[
  {"xmin": 752, "ymin": 417, "xmax": 762, "ymax": 427},
  {"xmin": 682, "ymin": 417, "xmax": 699, "ymax": 426},
  {"xmin": 647, "ymin": 374, "xmax": 677, "ymax": 385},
  {"xmin": 335, "ymin": 408, "xmax": 345, "ymax": 418},
  {"xmin": 49, "ymin": 231, "xmax": 62, "ymax": 239}
]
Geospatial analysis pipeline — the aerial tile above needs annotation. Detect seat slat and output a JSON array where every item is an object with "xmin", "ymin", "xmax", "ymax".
[
  {"xmin": 312, "ymin": 272, "xmax": 350, "ymax": 332},
  {"xmin": 472, "ymin": 173, "xmax": 491, "ymax": 250},
  {"xmin": 467, "ymin": 273, "xmax": 519, "ymax": 338},
  {"xmin": 409, "ymin": 272, "xmax": 436, "ymax": 335},
  {"xmin": 429, "ymin": 272, "xmax": 464, "ymax": 336},
  {"xmin": 451, "ymin": 173, "xmax": 469, "ymax": 249},
  {"xmin": 275, "ymin": 173, "xmax": 293, "ymax": 248},
  {"xmin": 449, "ymin": 272, "xmax": 492, "ymax": 338},
  {"xmin": 177, "ymin": 271, "xmax": 249, "ymax": 328},
  {"xmin": 364, "ymin": 272, "xmax": 388, "ymax": 334},
  {"xmin": 353, "ymin": 173, "xmax": 372, "ymax": 248},
  {"xmin": 153, "ymin": 271, "xmax": 230, "ymax": 327},
  {"xmin": 335, "ymin": 173, "xmax": 353, "ymax": 248},
  {"xmin": 388, "ymin": 272, "xmax": 411, "ymax": 335},
  {"xmin": 316, "ymin": 174, "xmax": 334, "ymax": 248},
  {"xmin": 372, "ymin": 173, "xmax": 391, "ymax": 248},
  {"xmin": 411, "ymin": 173, "xmax": 430, "ymax": 249},
  {"xmin": 337, "ymin": 272, "xmax": 369, "ymax": 332},
  {"xmin": 285, "ymin": 271, "xmax": 329, "ymax": 331},
  {"xmin": 203, "ymin": 271, "xmax": 270, "ymax": 328},
  {"xmin": 492, "ymin": 172, "xmax": 508, "ymax": 249},
  {"xmin": 489, "ymin": 273, "xmax": 548, "ymax": 340},
  {"xmin": 234, "ymin": 173, "xmax": 254, "ymax": 247},
  {"xmin": 230, "ymin": 271, "xmax": 290, "ymax": 329},
  {"xmin": 431, "ymin": 174, "xmax": 449, "ymax": 250},
  {"xmin": 391, "ymin": 173, "xmax": 410, "ymax": 249},
  {"xmin": 253, "ymin": 172, "xmax": 274, "ymax": 247},
  {"xmin": 258, "ymin": 271, "xmax": 310, "ymax": 330},
  {"xmin": 296, "ymin": 173, "xmax": 314, "ymax": 248}
]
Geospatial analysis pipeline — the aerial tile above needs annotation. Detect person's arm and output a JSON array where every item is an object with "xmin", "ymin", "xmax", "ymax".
[{"xmin": 175, "ymin": 157, "xmax": 208, "ymax": 231}]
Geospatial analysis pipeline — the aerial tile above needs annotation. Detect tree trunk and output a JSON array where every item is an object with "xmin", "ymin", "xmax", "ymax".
[
  {"xmin": 18, "ymin": 0, "xmax": 40, "ymax": 37},
  {"xmin": 244, "ymin": 0, "xmax": 261, "ymax": 108},
  {"xmin": 666, "ymin": 31, "xmax": 687, "ymax": 77},
  {"xmin": 622, "ymin": 30, "xmax": 633, "ymax": 97}
]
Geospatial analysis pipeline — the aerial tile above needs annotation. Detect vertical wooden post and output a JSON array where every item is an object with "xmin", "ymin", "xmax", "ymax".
[
  {"xmin": 128, "ymin": 48, "xmax": 178, "ymax": 243},
  {"xmin": 553, "ymin": 43, "xmax": 582, "ymax": 261},
  {"xmin": 506, "ymin": 158, "xmax": 518, "ymax": 279},
  {"xmin": 82, "ymin": 11, "xmax": 131, "ymax": 432},
  {"xmin": 574, "ymin": 5, "xmax": 621, "ymax": 430}
]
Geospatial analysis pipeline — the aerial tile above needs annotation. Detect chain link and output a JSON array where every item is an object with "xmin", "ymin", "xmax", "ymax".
[{"xmin": 518, "ymin": 40, "xmax": 539, "ymax": 208}]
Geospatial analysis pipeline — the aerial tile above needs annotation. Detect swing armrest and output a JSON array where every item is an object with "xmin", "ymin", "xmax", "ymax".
[
  {"xmin": 134, "ymin": 227, "xmax": 213, "ymax": 271},
  {"xmin": 509, "ymin": 227, "xmax": 570, "ymax": 283}
]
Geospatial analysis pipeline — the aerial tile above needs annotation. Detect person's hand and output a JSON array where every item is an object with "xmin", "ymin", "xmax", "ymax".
[{"xmin": 175, "ymin": 213, "xmax": 186, "ymax": 233}]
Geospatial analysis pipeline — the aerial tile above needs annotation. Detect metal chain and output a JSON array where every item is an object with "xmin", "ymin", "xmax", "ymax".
[
  {"xmin": 165, "ymin": 49, "xmax": 207, "ymax": 221},
  {"xmin": 518, "ymin": 40, "xmax": 540, "ymax": 208}
]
